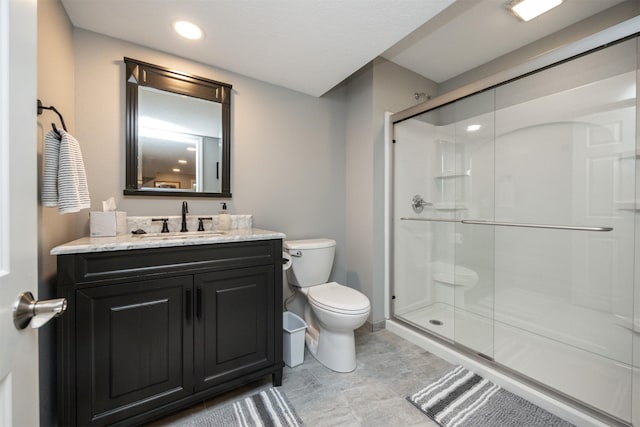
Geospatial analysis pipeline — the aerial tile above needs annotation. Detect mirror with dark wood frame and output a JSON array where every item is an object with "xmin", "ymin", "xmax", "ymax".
[{"xmin": 124, "ymin": 57, "xmax": 231, "ymax": 197}]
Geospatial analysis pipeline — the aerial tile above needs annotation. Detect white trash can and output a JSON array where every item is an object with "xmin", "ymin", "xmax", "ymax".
[{"xmin": 283, "ymin": 312, "xmax": 307, "ymax": 367}]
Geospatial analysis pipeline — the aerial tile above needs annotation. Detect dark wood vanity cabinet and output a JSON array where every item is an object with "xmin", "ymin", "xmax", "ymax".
[
  {"xmin": 75, "ymin": 276, "xmax": 194, "ymax": 425},
  {"xmin": 56, "ymin": 240, "xmax": 283, "ymax": 426},
  {"xmin": 194, "ymin": 267, "xmax": 276, "ymax": 391}
]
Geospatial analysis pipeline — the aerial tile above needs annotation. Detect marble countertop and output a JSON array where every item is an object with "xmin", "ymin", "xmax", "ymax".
[{"xmin": 51, "ymin": 228, "xmax": 286, "ymax": 255}]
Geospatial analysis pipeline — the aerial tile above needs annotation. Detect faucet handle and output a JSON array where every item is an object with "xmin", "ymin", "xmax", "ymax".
[
  {"xmin": 197, "ymin": 217, "xmax": 213, "ymax": 231},
  {"xmin": 152, "ymin": 218, "xmax": 170, "ymax": 233}
]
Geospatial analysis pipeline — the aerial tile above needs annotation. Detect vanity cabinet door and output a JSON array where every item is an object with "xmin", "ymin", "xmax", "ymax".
[
  {"xmin": 193, "ymin": 266, "xmax": 275, "ymax": 391},
  {"xmin": 75, "ymin": 276, "xmax": 194, "ymax": 426}
]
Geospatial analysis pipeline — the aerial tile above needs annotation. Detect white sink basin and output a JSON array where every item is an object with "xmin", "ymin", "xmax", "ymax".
[{"xmin": 132, "ymin": 230, "xmax": 226, "ymax": 239}]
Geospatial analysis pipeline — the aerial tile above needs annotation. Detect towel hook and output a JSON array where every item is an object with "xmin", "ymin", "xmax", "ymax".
[{"xmin": 37, "ymin": 99, "xmax": 68, "ymax": 137}]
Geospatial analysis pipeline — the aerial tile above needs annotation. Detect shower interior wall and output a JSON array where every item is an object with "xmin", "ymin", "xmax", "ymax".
[{"xmin": 392, "ymin": 37, "xmax": 639, "ymax": 425}]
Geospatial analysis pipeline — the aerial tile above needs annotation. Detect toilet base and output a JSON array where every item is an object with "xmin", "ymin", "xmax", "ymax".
[
  {"xmin": 306, "ymin": 328, "xmax": 357, "ymax": 373},
  {"xmin": 297, "ymin": 282, "xmax": 370, "ymax": 373}
]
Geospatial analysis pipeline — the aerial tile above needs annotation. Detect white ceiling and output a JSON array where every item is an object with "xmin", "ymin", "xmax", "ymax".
[
  {"xmin": 61, "ymin": 0, "xmax": 628, "ymax": 97},
  {"xmin": 60, "ymin": 0, "xmax": 454, "ymax": 97}
]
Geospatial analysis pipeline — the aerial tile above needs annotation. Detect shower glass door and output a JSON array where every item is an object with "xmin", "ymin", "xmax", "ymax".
[
  {"xmin": 393, "ymin": 108, "xmax": 457, "ymax": 339},
  {"xmin": 392, "ymin": 36, "xmax": 638, "ymax": 423},
  {"xmin": 491, "ymin": 38, "xmax": 637, "ymax": 421},
  {"xmin": 392, "ymin": 91, "xmax": 495, "ymax": 358}
]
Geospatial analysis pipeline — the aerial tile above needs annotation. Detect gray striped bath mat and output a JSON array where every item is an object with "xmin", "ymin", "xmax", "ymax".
[
  {"xmin": 182, "ymin": 387, "xmax": 303, "ymax": 426},
  {"xmin": 408, "ymin": 366, "xmax": 573, "ymax": 427}
]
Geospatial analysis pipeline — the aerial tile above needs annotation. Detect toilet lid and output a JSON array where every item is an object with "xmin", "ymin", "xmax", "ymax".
[
  {"xmin": 284, "ymin": 239, "xmax": 336, "ymax": 250},
  {"xmin": 307, "ymin": 282, "xmax": 370, "ymax": 314}
]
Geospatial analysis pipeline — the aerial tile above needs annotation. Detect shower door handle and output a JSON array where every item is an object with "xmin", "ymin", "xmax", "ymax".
[
  {"xmin": 399, "ymin": 217, "xmax": 613, "ymax": 232},
  {"xmin": 460, "ymin": 220, "xmax": 613, "ymax": 232}
]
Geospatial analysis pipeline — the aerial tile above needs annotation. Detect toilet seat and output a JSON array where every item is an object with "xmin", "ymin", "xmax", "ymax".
[{"xmin": 307, "ymin": 282, "xmax": 370, "ymax": 315}]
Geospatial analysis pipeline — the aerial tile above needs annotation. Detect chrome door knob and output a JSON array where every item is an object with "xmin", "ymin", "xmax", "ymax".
[{"xmin": 13, "ymin": 291, "xmax": 67, "ymax": 330}]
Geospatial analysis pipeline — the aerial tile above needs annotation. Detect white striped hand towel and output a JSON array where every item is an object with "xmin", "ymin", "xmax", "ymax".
[
  {"xmin": 42, "ymin": 130, "xmax": 60, "ymax": 207},
  {"xmin": 42, "ymin": 129, "xmax": 91, "ymax": 214}
]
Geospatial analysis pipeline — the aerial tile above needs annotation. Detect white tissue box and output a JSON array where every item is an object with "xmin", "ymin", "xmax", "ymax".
[{"xmin": 90, "ymin": 211, "xmax": 127, "ymax": 237}]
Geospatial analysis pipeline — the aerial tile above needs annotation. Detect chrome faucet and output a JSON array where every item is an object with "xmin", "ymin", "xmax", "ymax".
[{"xmin": 181, "ymin": 201, "xmax": 189, "ymax": 232}]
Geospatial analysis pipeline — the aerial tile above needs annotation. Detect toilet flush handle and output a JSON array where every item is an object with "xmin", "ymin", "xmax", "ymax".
[
  {"xmin": 289, "ymin": 250, "xmax": 302, "ymax": 257},
  {"xmin": 282, "ymin": 252, "xmax": 293, "ymax": 270}
]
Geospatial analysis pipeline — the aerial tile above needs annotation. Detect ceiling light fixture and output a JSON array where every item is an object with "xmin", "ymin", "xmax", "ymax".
[
  {"xmin": 507, "ymin": 0, "xmax": 563, "ymax": 22},
  {"xmin": 178, "ymin": 159, "xmax": 187, "ymax": 164},
  {"xmin": 466, "ymin": 124, "xmax": 482, "ymax": 132},
  {"xmin": 173, "ymin": 21, "xmax": 203, "ymax": 40},
  {"xmin": 186, "ymin": 147, "xmax": 196, "ymax": 152},
  {"xmin": 172, "ymin": 168, "xmax": 181, "ymax": 172}
]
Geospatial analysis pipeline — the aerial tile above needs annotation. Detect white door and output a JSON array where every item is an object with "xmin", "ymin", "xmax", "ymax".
[{"xmin": 0, "ymin": 0, "xmax": 39, "ymax": 425}]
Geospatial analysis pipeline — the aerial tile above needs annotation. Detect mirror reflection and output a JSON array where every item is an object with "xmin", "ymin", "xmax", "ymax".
[
  {"xmin": 124, "ymin": 57, "xmax": 231, "ymax": 197},
  {"xmin": 138, "ymin": 87, "xmax": 222, "ymax": 192}
]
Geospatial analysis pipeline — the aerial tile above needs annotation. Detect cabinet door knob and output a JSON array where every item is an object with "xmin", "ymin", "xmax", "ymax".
[{"xmin": 185, "ymin": 288, "xmax": 192, "ymax": 321}]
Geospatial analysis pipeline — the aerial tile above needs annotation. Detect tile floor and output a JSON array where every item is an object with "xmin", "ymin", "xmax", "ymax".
[{"xmin": 148, "ymin": 327, "xmax": 454, "ymax": 426}]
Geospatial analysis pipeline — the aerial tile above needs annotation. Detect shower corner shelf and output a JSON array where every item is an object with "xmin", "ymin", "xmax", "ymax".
[
  {"xmin": 434, "ymin": 171, "xmax": 471, "ymax": 179},
  {"xmin": 434, "ymin": 202, "xmax": 468, "ymax": 211},
  {"xmin": 618, "ymin": 151, "xmax": 640, "ymax": 160}
]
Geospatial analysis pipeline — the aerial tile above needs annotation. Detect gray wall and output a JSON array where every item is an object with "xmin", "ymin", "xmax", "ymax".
[
  {"xmin": 73, "ymin": 29, "xmax": 347, "ymax": 284},
  {"xmin": 37, "ymin": 0, "xmax": 81, "ymax": 425},
  {"xmin": 345, "ymin": 63, "xmax": 374, "ymax": 307},
  {"xmin": 345, "ymin": 58, "xmax": 437, "ymax": 326},
  {"xmin": 37, "ymin": 0, "xmax": 78, "ymax": 294}
]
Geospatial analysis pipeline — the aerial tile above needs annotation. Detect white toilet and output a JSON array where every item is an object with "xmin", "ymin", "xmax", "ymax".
[{"xmin": 284, "ymin": 238, "xmax": 370, "ymax": 373}]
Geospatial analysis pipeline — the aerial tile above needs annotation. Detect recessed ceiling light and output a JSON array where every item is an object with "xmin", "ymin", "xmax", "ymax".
[
  {"xmin": 187, "ymin": 147, "xmax": 196, "ymax": 152},
  {"xmin": 466, "ymin": 124, "xmax": 482, "ymax": 132},
  {"xmin": 172, "ymin": 168, "xmax": 181, "ymax": 172},
  {"xmin": 507, "ymin": 0, "xmax": 563, "ymax": 22},
  {"xmin": 178, "ymin": 159, "xmax": 187, "ymax": 164},
  {"xmin": 173, "ymin": 21, "xmax": 203, "ymax": 40}
]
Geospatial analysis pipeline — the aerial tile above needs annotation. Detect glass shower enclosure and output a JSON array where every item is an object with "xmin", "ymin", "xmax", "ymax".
[{"xmin": 391, "ymin": 37, "xmax": 639, "ymax": 424}]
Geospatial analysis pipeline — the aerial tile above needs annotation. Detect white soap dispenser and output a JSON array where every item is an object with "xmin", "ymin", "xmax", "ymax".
[{"xmin": 218, "ymin": 202, "xmax": 231, "ymax": 230}]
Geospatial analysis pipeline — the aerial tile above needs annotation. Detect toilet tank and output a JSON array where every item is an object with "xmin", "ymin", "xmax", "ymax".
[{"xmin": 284, "ymin": 239, "xmax": 336, "ymax": 287}]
